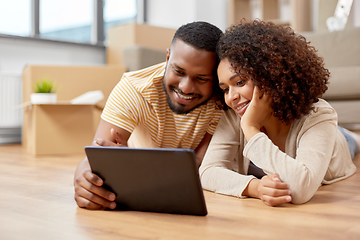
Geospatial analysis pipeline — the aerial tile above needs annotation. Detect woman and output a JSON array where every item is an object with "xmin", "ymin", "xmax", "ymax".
[{"xmin": 199, "ymin": 20, "xmax": 359, "ymax": 206}]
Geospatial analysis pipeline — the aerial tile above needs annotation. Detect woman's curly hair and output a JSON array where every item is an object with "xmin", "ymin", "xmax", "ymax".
[{"xmin": 216, "ymin": 19, "xmax": 330, "ymax": 124}]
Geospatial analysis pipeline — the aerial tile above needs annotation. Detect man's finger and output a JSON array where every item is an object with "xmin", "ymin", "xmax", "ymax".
[
  {"xmin": 75, "ymin": 195, "xmax": 106, "ymax": 210},
  {"xmin": 95, "ymin": 138, "xmax": 118, "ymax": 147},
  {"xmin": 82, "ymin": 170, "xmax": 116, "ymax": 202},
  {"xmin": 76, "ymin": 188, "xmax": 116, "ymax": 209},
  {"xmin": 111, "ymin": 129, "xmax": 123, "ymax": 145},
  {"xmin": 83, "ymin": 169, "xmax": 103, "ymax": 186},
  {"xmin": 110, "ymin": 129, "xmax": 128, "ymax": 147}
]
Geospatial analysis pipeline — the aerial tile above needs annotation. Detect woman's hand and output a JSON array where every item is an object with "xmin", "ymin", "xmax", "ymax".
[
  {"xmin": 241, "ymin": 86, "xmax": 272, "ymax": 141},
  {"xmin": 246, "ymin": 173, "xmax": 292, "ymax": 207}
]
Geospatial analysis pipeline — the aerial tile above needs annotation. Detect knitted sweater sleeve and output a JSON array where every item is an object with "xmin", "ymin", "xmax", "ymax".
[{"xmin": 199, "ymin": 110, "xmax": 255, "ymax": 198}]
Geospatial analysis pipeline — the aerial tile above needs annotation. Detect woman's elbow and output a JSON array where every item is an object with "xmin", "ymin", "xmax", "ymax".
[{"xmin": 290, "ymin": 189, "xmax": 317, "ymax": 205}]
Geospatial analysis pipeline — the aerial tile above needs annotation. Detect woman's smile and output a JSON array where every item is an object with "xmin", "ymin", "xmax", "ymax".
[{"xmin": 233, "ymin": 100, "xmax": 250, "ymax": 116}]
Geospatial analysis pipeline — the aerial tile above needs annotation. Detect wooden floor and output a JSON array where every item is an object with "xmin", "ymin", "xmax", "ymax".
[{"xmin": 1, "ymin": 144, "xmax": 360, "ymax": 240}]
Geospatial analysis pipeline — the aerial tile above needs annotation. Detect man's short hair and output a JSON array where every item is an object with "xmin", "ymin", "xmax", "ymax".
[{"xmin": 172, "ymin": 21, "xmax": 222, "ymax": 53}]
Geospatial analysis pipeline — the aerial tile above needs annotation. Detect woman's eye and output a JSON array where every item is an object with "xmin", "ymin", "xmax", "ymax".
[
  {"xmin": 221, "ymin": 88, "xmax": 229, "ymax": 93},
  {"xmin": 237, "ymin": 80, "xmax": 245, "ymax": 86}
]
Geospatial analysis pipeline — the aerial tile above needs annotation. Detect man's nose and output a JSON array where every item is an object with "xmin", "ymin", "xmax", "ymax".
[{"xmin": 178, "ymin": 76, "xmax": 195, "ymax": 94}]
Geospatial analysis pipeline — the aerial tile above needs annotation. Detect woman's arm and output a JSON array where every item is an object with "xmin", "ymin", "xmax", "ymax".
[
  {"xmin": 244, "ymin": 105, "xmax": 339, "ymax": 204},
  {"xmin": 199, "ymin": 110, "xmax": 256, "ymax": 197},
  {"xmin": 194, "ymin": 132, "xmax": 212, "ymax": 168},
  {"xmin": 199, "ymin": 110, "xmax": 292, "ymax": 206}
]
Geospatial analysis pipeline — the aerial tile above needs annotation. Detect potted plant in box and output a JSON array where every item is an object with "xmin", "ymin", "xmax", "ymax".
[{"xmin": 30, "ymin": 78, "xmax": 58, "ymax": 104}]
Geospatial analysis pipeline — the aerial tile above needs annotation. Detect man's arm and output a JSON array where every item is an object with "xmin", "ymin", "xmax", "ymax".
[
  {"xmin": 92, "ymin": 119, "xmax": 131, "ymax": 147},
  {"xmin": 194, "ymin": 132, "xmax": 212, "ymax": 168},
  {"xmin": 74, "ymin": 119, "xmax": 131, "ymax": 210}
]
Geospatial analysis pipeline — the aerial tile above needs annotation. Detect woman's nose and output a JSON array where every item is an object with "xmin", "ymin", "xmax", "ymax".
[
  {"xmin": 228, "ymin": 87, "xmax": 240, "ymax": 102},
  {"xmin": 178, "ymin": 76, "xmax": 195, "ymax": 94}
]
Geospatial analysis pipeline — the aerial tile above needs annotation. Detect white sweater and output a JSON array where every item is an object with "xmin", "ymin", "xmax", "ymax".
[{"xmin": 199, "ymin": 99, "xmax": 357, "ymax": 204}]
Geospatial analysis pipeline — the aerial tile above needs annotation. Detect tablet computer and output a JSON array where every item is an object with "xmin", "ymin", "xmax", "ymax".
[{"xmin": 85, "ymin": 146, "xmax": 207, "ymax": 216}]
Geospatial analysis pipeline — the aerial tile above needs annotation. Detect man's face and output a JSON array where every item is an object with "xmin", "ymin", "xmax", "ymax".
[{"xmin": 163, "ymin": 39, "xmax": 216, "ymax": 114}]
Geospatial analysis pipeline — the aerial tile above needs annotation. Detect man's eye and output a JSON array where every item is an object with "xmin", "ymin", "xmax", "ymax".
[
  {"xmin": 197, "ymin": 77, "xmax": 209, "ymax": 82},
  {"xmin": 174, "ymin": 69, "xmax": 184, "ymax": 75}
]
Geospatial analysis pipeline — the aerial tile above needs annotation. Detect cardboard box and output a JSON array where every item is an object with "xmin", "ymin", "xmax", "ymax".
[
  {"xmin": 22, "ymin": 65, "xmax": 125, "ymax": 107},
  {"xmin": 24, "ymin": 104, "xmax": 99, "ymax": 156},
  {"xmin": 22, "ymin": 65, "xmax": 125, "ymax": 155},
  {"xmin": 107, "ymin": 23, "xmax": 176, "ymax": 67}
]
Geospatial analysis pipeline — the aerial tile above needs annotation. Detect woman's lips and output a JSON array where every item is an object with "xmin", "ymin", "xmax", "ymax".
[{"xmin": 233, "ymin": 101, "xmax": 250, "ymax": 115}]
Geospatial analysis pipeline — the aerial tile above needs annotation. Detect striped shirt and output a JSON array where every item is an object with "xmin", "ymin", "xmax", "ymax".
[{"xmin": 101, "ymin": 62, "xmax": 223, "ymax": 150}]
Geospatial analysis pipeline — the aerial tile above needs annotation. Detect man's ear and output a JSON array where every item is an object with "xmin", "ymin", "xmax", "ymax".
[{"xmin": 166, "ymin": 48, "xmax": 170, "ymax": 63}]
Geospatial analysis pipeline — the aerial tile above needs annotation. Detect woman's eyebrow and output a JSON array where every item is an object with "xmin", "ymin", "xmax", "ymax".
[
  {"xmin": 219, "ymin": 74, "xmax": 240, "ymax": 87},
  {"xmin": 229, "ymin": 74, "xmax": 241, "ymax": 81}
]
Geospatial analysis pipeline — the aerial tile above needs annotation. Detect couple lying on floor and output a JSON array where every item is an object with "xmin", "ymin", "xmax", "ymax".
[{"xmin": 74, "ymin": 20, "xmax": 359, "ymax": 209}]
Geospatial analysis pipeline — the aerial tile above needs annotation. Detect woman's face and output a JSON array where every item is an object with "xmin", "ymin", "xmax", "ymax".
[{"xmin": 218, "ymin": 58, "xmax": 255, "ymax": 116}]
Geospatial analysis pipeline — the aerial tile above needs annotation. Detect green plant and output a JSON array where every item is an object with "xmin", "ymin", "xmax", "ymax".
[{"xmin": 33, "ymin": 78, "xmax": 57, "ymax": 93}]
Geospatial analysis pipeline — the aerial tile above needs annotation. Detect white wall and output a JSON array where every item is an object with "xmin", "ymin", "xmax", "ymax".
[
  {"xmin": 146, "ymin": 0, "xmax": 196, "ymax": 29},
  {"xmin": 145, "ymin": 0, "xmax": 228, "ymax": 31},
  {"xmin": 195, "ymin": 0, "xmax": 228, "ymax": 31},
  {"xmin": 0, "ymin": 36, "xmax": 106, "ymax": 76}
]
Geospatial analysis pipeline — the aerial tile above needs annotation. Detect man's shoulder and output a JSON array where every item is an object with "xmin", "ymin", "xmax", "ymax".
[
  {"xmin": 119, "ymin": 62, "xmax": 166, "ymax": 104},
  {"xmin": 123, "ymin": 62, "xmax": 166, "ymax": 87}
]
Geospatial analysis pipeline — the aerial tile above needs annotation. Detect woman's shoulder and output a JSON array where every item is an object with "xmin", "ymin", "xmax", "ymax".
[
  {"xmin": 291, "ymin": 99, "xmax": 338, "ymax": 131},
  {"xmin": 214, "ymin": 109, "xmax": 242, "ymax": 133},
  {"xmin": 312, "ymin": 98, "xmax": 336, "ymax": 112},
  {"xmin": 222, "ymin": 109, "xmax": 241, "ymax": 124}
]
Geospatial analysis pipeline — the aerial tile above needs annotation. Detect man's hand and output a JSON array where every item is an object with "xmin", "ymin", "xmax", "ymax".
[
  {"xmin": 74, "ymin": 120, "xmax": 131, "ymax": 210},
  {"xmin": 93, "ymin": 128, "xmax": 128, "ymax": 147},
  {"xmin": 74, "ymin": 160, "xmax": 117, "ymax": 210},
  {"xmin": 245, "ymin": 173, "xmax": 292, "ymax": 207}
]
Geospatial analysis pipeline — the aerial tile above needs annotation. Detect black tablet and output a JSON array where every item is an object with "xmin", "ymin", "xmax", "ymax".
[{"xmin": 85, "ymin": 146, "xmax": 207, "ymax": 216}]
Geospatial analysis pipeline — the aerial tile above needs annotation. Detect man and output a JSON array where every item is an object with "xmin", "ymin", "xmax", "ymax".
[{"xmin": 74, "ymin": 21, "xmax": 223, "ymax": 210}]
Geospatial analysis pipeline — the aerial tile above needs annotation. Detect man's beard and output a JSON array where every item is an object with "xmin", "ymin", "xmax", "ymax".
[
  {"xmin": 162, "ymin": 79, "xmax": 190, "ymax": 114},
  {"xmin": 162, "ymin": 74, "xmax": 208, "ymax": 115}
]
